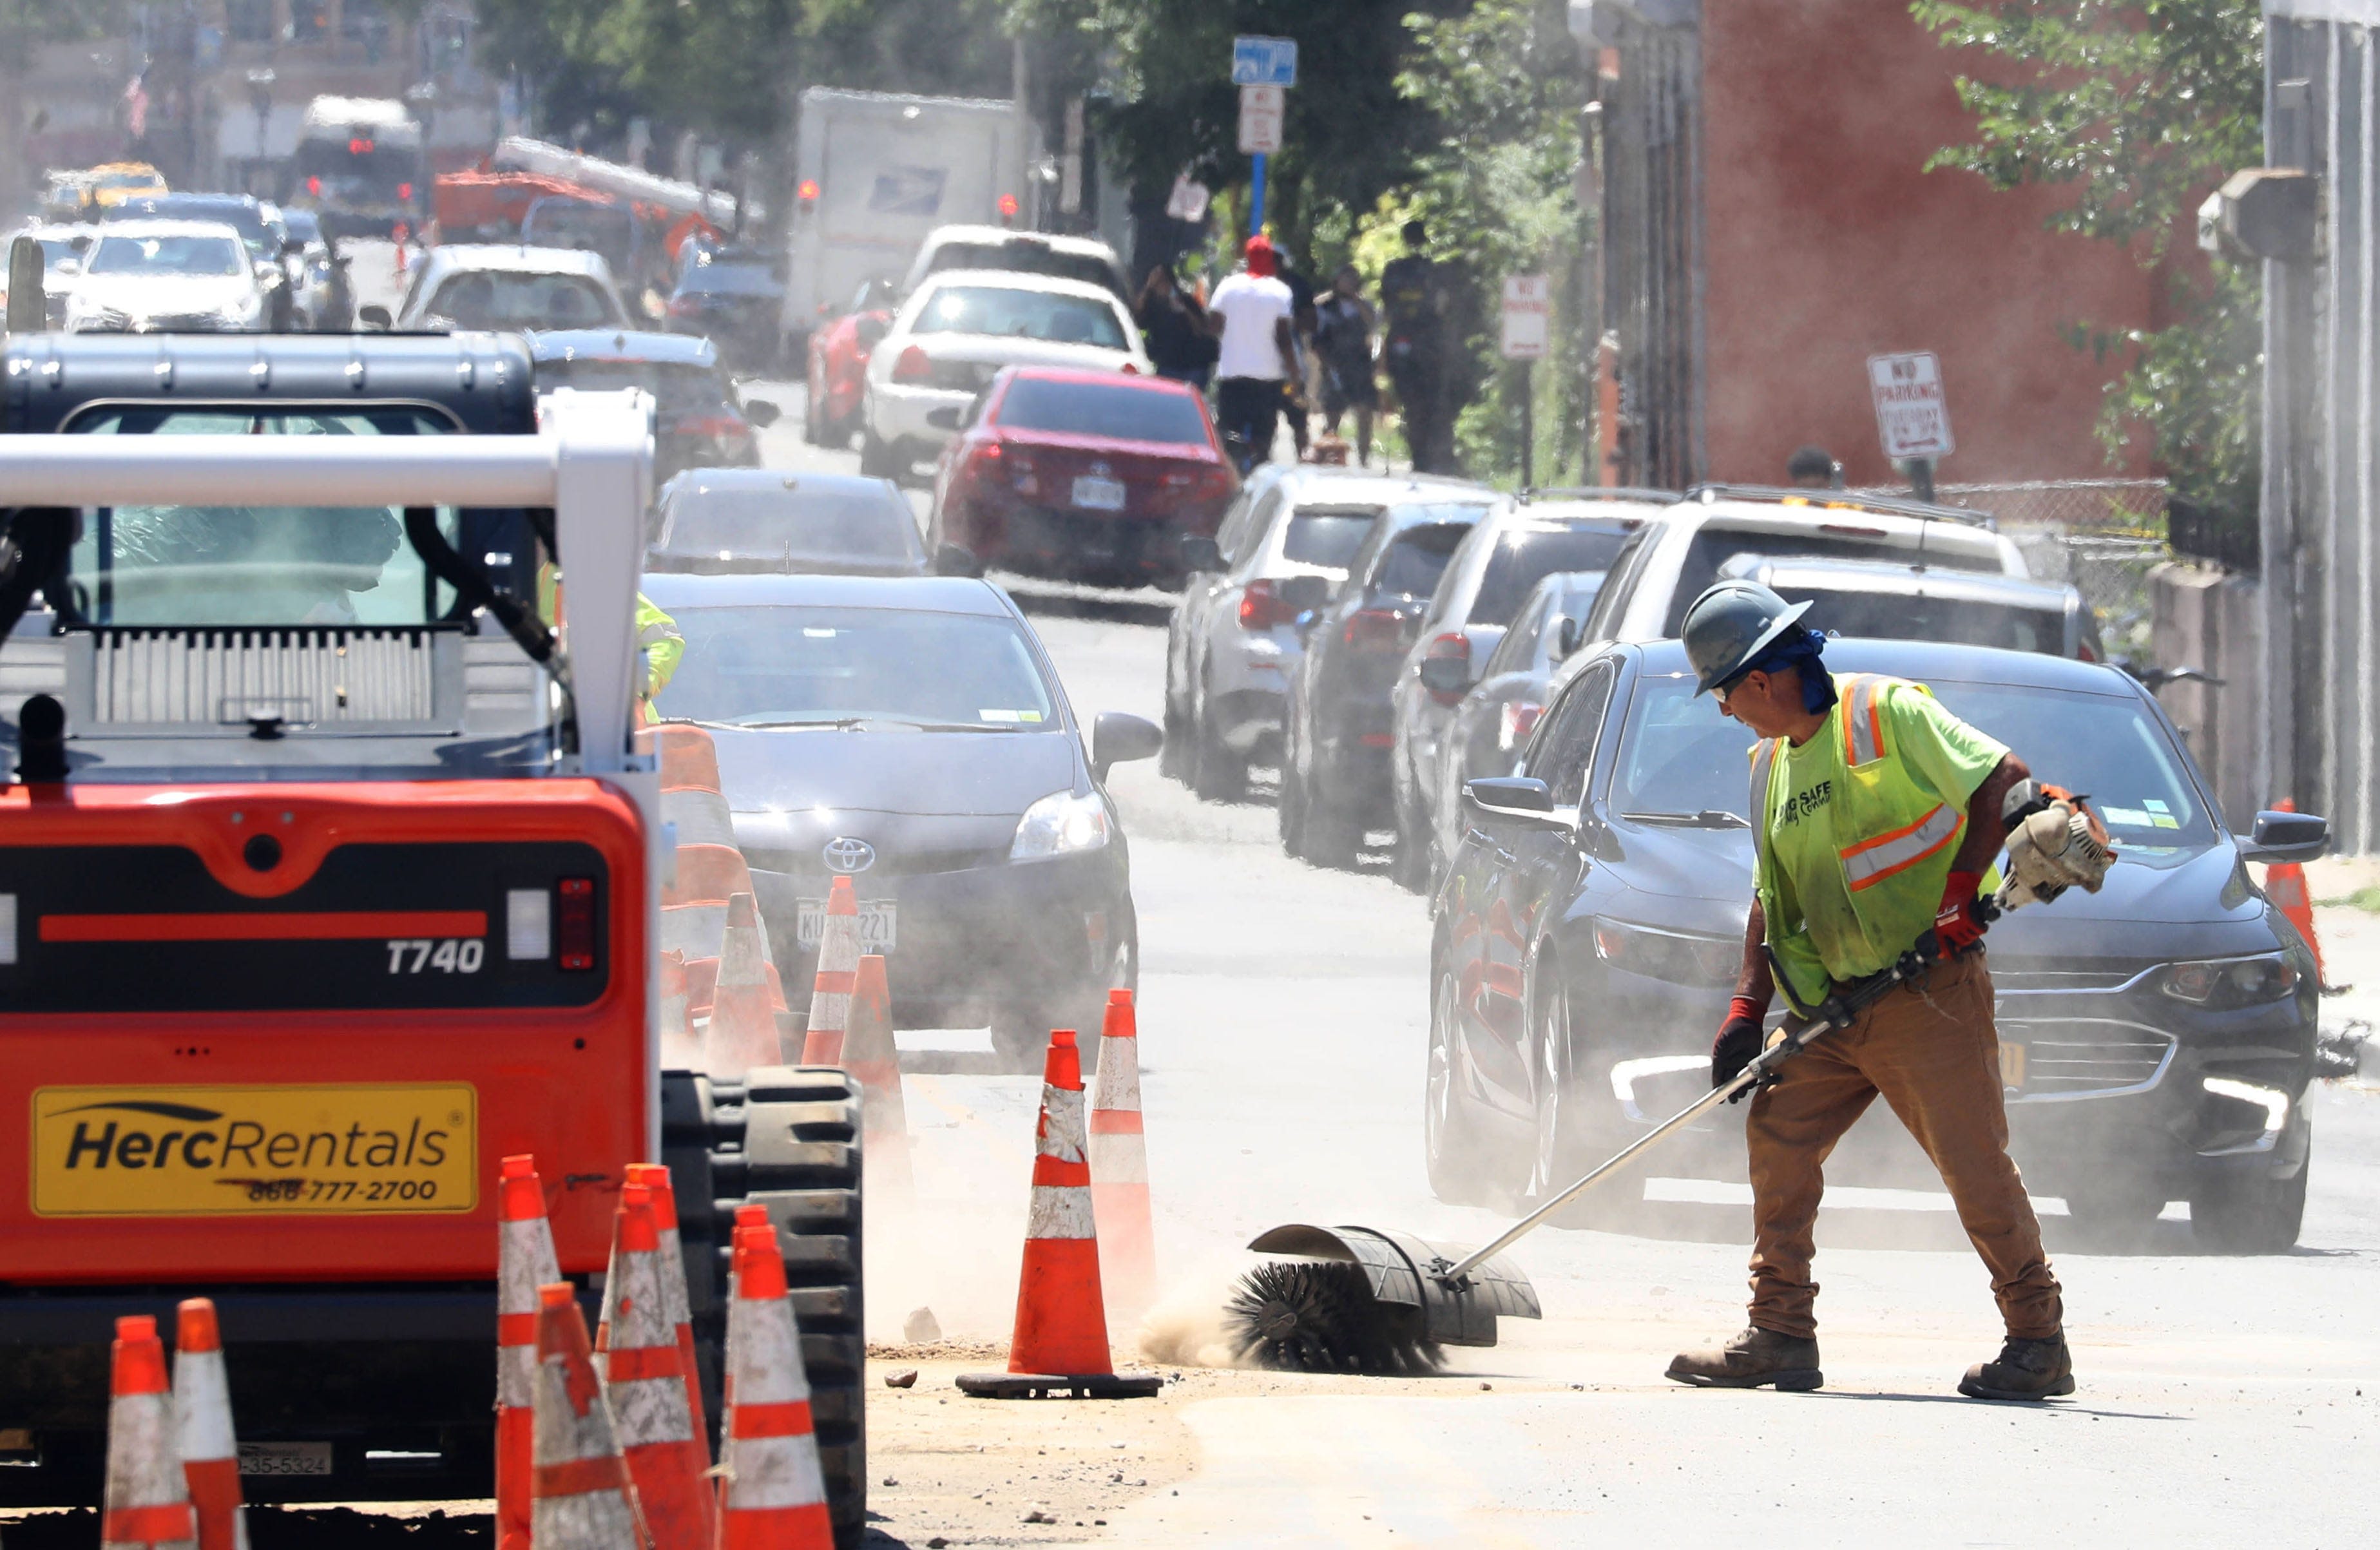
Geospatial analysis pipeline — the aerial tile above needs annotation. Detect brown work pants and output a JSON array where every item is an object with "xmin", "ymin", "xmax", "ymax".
[{"xmin": 1745, "ymin": 950, "xmax": 2062, "ymax": 1341}]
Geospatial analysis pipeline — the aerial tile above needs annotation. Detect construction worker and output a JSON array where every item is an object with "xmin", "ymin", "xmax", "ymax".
[
  {"xmin": 538, "ymin": 562, "xmax": 683, "ymax": 705},
  {"xmin": 1665, "ymin": 580, "xmax": 2071, "ymax": 1402}
]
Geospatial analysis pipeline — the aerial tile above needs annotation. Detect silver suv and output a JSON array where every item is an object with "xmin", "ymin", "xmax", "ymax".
[{"xmin": 1162, "ymin": 466, "xmax": 1495, "ymax": 800}]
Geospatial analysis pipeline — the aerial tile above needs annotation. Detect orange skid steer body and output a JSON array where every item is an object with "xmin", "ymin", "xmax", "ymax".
[{"xmin": 0, "ymin": 334, "xmax": 664, "ymax": 1505}]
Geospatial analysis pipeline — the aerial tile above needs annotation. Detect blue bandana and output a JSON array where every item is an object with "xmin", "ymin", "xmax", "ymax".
[{"xmin": 1737, "ymin": 627, "xmax": 1837, "ymax": 714}]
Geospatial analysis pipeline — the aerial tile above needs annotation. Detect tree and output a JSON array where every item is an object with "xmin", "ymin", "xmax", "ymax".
[{"xmin": 1914, "ymin": 0, "xmax": 2264, "ymax": 516}]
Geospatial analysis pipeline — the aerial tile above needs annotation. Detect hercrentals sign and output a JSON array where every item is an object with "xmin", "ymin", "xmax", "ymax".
[{"xmin": 30, "ymin": 1084, "xmax": 477, "ymax": 1217}]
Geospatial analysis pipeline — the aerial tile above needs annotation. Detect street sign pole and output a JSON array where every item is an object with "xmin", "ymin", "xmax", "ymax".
[
  {"xmin": 1910, "ymin": 457, "xmax": 1935, "ymax": 502},
  {"xmin": 1520, "ymin": 361, "xmax": 1535, "ymax": 490},
  {"xmin": 1250, "ymin": 154, "xmax": 1267, "ymax": 236},
  {"xmin": 1233, "ymin": 37, "xmax": 1295, "ymax": 240}
]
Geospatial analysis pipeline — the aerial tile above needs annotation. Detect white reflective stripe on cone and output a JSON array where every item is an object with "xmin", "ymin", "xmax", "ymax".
[
  {"xmin": 1087, "ymin": 1134, "xmax": 1148, "ymax": 1185},
  {"xmin": 724, "ymin": 1433, "xmax": 829, "ymax": 1511},
  {"xmin": 1040, "ymin": 1086, "xmax": 1088, "ymax": 1164},
  {"xmin": 1026, "ymin": 1184, "xmax": 1097, "ymax": 1240},
  {"xmin": 497, "ymin": 1343, "xmax": 538, "ymax": 1409},
  {"xmin": 609, "ymin": 1375, "xmax": 697, "ymax": 1444},
  {"xmin": 660, "ymin": 785, "xmax": 737, "ymax": 848},
  {"xmin": 729, "ymin": 1297, "xmax": 811, "ymax": 1406},
  {"xmin": 171, "ymin": 1350, "xmax": 236, "ymax": 1462},
  {"xmin": 805, "ymin": 991, "xmax": 849, "ymax": 1031},
  {"xmin": 102, "ymin": 1390, "xmax": 194, "ymax": 1550},
  {"xmin": 500, "ymin": 1219, "xmax": 561, "ymax": 1311}
]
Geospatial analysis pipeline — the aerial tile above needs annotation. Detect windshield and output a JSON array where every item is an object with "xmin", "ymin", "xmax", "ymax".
[
  {"xmin": 1607, "ymin": 673, "xmax": 2213, "ymax": 866},
  {"xmin": 283, "ymin": 211, "xmax": 322, "ymax": 243},
  {"xmin": 537, "ymin": 357, "xmax": 729, "ymax": 420},
  {"xmin": 1786, "ymin": 586, "xmax": 2068, "ymax": 655},
  {"xmin": 995, "ymin": 378, "xmax": 1209, "ymax": 444},
  {"xmin": 912, "ymin": 284, "xmax": 1128, "ymax": 349},
  {"xmin": 926, "ymin": 244, "xmax": 1119, "ymax": 293},
  {"xmin": 111, "ymin": 200, "xmax": 272, "ymax": 253},
  {"xmin": 86, "ymin": 234, "xmax": 245, "ymax": 277},
  {"xmin": 1664, "ymin": 528, "xmax": 2002, "ymax": 633},
  {"xmin": 656, "ymin": 606, "xmax": 1059, "ymax": 730},
  {"xmin": 659, "ymin": 486, "xmax": 923, "ymax": 566},
  {"xmin": 1282, "ymin": 508, "xmax": 1379, "ymax": 568},
  {"xmin": 1470, "ymin": 527, "xmax": 1636, "ymax": 623},
  {"xmin": 59, "ymin": 408, "xmax": 465, "ymax": 627},
  {"xmin": 430, "ymin": 271, "xmax": 619, "ymax": 329}
]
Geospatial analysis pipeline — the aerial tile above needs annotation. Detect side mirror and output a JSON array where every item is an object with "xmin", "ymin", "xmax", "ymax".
[
  {"xmin": 854, "ymin": 314, "xmax": 889, "ymax": 348},
  {"xmin": 925, "ymin": 405, "xmax": 963, "ymax": 432},
  {"xmin": 1462, "ymin": 776, "xmax": 1579, "ymax": 833},
  {"xmin": 1091, "ymin": 711, "xmax": 1164, "ymax": 780},
  {"xmin": 1180, "ymin": 535, "xmax": 1223, "ymax": 573},
  {"xmin": 1555, "ymin": 617, "xmax": 1582, "ymax": 659},
  {"xmin": 2240, "ymin": 808, "xmax": 2328, "ymax": 865},
  {"xmin": 1418, "ymin": 656, "xmax": 1473, "ymax": 698},
  {"xmin": 742, "ymin": 398, "xmax": 782, "ymax": 428},
  {"xmin": 1280, "ymin": 574, "xmax": 1330, "ymax": 615},
  {"xmin": 932, "ymin": 542, "xmax": 983, "ymax": 578},
  {"xmin": 358, "ymin": 303, "xmax": 393, "ymax": 330}
]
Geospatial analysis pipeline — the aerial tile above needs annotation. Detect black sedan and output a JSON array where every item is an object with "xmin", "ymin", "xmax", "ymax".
[
  {"xmin": 648, "ymin": 468, "xmax": 928, "ymax": 575},
  {"xmin": 1279, "ymin": 494, "xmax": 1496, "ymax": 867},
  {"xmin": 527, "ymin": 329, "xmax": 780, "ymax": 488},
  {"xmin": 664, "ymin": 245, "xmax": 786, "ymax": 372},
  {"xmin": 1430, "ymin": 637, "xmax": 2326, "ymax": 1252},
  {"xmin": 643, "ymin": 574, "xmax": 1161, "ymax": 1070}
]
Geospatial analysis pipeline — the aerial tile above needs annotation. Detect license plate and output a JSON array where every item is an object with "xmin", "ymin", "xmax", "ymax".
[
  {"xmin": 1071, "ymin": 475, "xmax": 1127, "ymax": 512},
  {"xmin": 1999, "ymin": 1042, "xmax": 2026, "ymax": 1092},
  {"xmin": 796, "ymin": 899, "xmax": 897, "ymax": 952},
  {"xmin": 239, "ymin": 1442, "xmax": 333, "ymax": 1477},
  {"xmin": 30, "ymin": 1084, "xmax": 477, "ymax": 1218}
]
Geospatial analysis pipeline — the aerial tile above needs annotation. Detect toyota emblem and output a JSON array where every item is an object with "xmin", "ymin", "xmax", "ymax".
[{"xmin": 822, "ymin": 837, "xmax": 876, "ymax": 874}]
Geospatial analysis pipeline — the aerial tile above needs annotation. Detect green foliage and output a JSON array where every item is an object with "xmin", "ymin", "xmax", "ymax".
[
  {"xmin": 1916, "ymin": 0, "xmax": 2265, "ymax": 517},
  {"xmin": 1, "ymin": 0, "xmax": 132, "ymax": 71}
]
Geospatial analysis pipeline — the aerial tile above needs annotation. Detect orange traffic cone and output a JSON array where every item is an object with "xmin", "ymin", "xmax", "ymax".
[
  {"xmin": 495, "ymin": 1154, "xmax": 561, "ymax": 1550},
  {"xmin": 532, "ymin": 1285, "xmax": 642, "ymax": 1550},
  {"xmin": 845, "ymin": 954, "xmax": 912, "ymax": 1198},
  {"xmin": 102, "ymin": 1315, "xmax": 197, "ymax": 1550},
  {"xmin": 708, "ymin": 893, "xmax": 785, "ymax": 1074},
  {"xmin": 959, "ymin": 1031, "xmax": 1160, "ymax": 1399},
  {"xmin": 658, "ymin": 949, "xmax": 701, "ymax": 1071},
  {"xmin": 800, "ymin": 875, "xmax": 860, "ymax": 1065},
  {"xmin": 625, "ymin": 1163, "xmax": 705, "ymax": 1434},
  {"xmin": 171, "ymin": 1301, "xmax": 248, "ymax": 1550},
  {"xmin": 2265, "ymin": 799, "xmax": 2339, "ymax": 990},
  {"xmin": 655, "ymin": 723, "xmax": 721, "ymax": 792},
  {"xmin": 662, "ymin": 845, "xmax": 778, "ymax": 973},
  {"xmin": 1088, "ymin": 990, "xmax": 1156, "ymax": 1317},
  {"xmin": 716, "ymin": 1222, "xmax": 834, "ymax": 1549},
  {"xmin": 601, "ymin": 1187, "xmax": 713, "ymax": 1550}
]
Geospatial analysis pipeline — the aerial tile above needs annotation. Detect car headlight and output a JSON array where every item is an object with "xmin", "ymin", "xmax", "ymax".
[
  {"xmin": 1011, "ymin": 790, "xmax": 1110, "ymax": 861},
  {"xmin": 2160, "ymin": 952, "xmax": 2298, "ymax": 1009},
  {"xmin": 1590, "ymin": 917, "xmax": 1740, "ymax": 987}
]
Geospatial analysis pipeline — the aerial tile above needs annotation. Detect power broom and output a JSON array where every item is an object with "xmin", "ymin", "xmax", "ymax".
[{"xmin": 1226, "ymin": 782, "xmax": 2113, "ymax": 1375}]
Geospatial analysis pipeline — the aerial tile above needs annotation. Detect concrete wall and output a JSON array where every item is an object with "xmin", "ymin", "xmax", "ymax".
[
  {"xmin": 2150, "ymin": 562, "xmax": 2267, "ymax": 831},
  {"xmin": 1696, "ymin": 0, "xmax": 2160, "ymax": 487}
]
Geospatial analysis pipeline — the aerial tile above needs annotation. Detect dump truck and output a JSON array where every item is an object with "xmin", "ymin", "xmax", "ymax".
[{"xmin": 0, "ymin": 334, "xmax": 867, "ymax": 1545}]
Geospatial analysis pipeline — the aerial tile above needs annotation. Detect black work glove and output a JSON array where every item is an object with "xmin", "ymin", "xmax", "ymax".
[{"xmin": 1712, "ymin": 996, "xmax": 1767, "ymax": 1097}]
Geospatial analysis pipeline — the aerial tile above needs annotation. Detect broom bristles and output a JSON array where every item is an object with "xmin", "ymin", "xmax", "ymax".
[{"xmin": 1224, "ymin": 1258, "xmax": 1443, "ymax": 1375}]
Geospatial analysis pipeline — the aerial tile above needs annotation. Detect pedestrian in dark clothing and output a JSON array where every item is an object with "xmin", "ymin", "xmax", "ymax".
[
  {"xmin": 1137, "ymin": 264, "xmax": 1218, "ymax": 387},
  {"xmin": 1381, "ymin": 219, "xmax": 1453, "ymax": 473},
  {"xmin": 1274, "ymin": 252, "xmax": 1319, "ymax": 458},
  {"xmin": 1314, "ymin": 265, "xmax": 1380, "ymax": 466}
]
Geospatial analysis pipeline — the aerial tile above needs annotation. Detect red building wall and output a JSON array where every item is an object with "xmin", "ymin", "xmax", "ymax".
[{"xmin": 1697, "ymin": 0, "xmax": 2156, "ymax": 486}]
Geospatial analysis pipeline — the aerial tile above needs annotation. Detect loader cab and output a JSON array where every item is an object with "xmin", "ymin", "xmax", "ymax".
[{"xmin": 1, "ymin": 334, "xmax": 571, "ymax": 781}]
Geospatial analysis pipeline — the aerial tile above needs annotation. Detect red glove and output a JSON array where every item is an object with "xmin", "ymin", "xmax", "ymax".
[
  {"xmin": 1934, "ymin": 870, "xmax": 1988, "ymax": 953},
  {"xmin": 1711, "ymin": 995, "xmax": 1767, "ymax": 1093}
]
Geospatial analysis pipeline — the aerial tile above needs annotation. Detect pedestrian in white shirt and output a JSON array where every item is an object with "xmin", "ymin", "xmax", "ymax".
[{"xmin": 1206, "ymin": 235, "xmax": 1297, "ymax": 466}]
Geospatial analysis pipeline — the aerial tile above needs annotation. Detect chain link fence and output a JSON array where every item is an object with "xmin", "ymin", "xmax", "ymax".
[{"xmin": 1848, "ymin": 479, "xmax": 2171, "ymax": 658}]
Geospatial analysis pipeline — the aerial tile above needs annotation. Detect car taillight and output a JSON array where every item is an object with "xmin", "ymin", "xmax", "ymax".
[
  {"xmin": 556, "ymin": 878, "xmax": 596, "ymax": 971},
  {"xmin": 306, "ymin": 176, "xmax": 321, "ymax": 196},
  {"xmin": 1240, "ymin": 579, "xmax": 1284, "ymax": 631},
  {"xmin": 1343, "ymin": 608, "xmax": 1406, "ymax": 653},
  {"xmin": 893, "ymin": 345, "xmax": 934, "ymax": 383},
  {"xmin": 397, "ymin": 181, "xmax": 413, "ymax": 202},
  {"xmin": 2078, "ymin": 641, "xmax": 2097, "ymax": 662},
  {"xmin": 1499, "ymin": 700, "xmax": 1544, "ymax": 752},
  {"xmin": 1120, "ymin": 361, "xmax": 1138, "ymax": 374},
  {"xmin": 1423, "ymin": 632, "xmax": 1470, "ymax": 706}
]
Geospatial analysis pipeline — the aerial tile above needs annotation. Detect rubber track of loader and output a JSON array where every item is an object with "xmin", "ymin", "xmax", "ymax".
[{"xmin": 664, "ymin": 1066, "xmax": 865, "ymax": 1550}]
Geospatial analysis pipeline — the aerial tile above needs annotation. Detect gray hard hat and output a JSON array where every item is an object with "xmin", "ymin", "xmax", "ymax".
[{"xmin": 1682, "ymin": 580, "xmax": 1813, "ymax": 695}]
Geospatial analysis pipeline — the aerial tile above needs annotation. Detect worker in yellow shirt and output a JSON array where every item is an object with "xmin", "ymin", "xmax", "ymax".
[{"xmin": 537, "ymin": 562, "xmax": 684, "ymax": 705}]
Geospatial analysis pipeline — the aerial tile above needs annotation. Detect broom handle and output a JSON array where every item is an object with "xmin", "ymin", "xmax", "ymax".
[{"xmin": 1434, "ymin": 933, "xmax": 1965, "ymax": 1288}]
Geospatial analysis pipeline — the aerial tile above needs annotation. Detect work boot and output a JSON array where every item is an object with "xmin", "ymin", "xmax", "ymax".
[
  {"xmin": 1958, "ymin": 1334, "xmax": 2075, "ymax": 1401},
  {"xmin": 1665, "ymin": 1326, "xmax": 1822, "ymax": 1391}
]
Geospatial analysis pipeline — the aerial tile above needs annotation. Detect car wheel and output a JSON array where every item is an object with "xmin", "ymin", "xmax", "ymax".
[
  {"xmin": 1301, "ymin": 754, "xmax": 1363, "ymax": 870},
  {"xmin": 1189, "ymin": 685, "xmax": 1247, "ymax": 803},
  {"xmin": 2060, "ymin": 1176, "xmax": 2168, "ymax": 1250},
  {"xmin": 858, "ymin": 428, "xmax": 897, "ymax": 478},
  {"xmin": 1425, "ymin": 966, "xmax": 1510, "ymax": 1210},
  {"xmin": 1278, "ymin": 715, "xmax": 1310, "ymax": 857},
  {"xmin": 2191, "ymin": 1154, "xmax": 2310, "ymax": 1254},
  {"xmin": 816, "ymin": 414, "xmax": 853, "ymax": 452},
  {"xmin": 1159, "ymin": 663, "xmax": 1190, "ymax": 782},
  {"xmin": 1390, "ymin": 774, "xmax": 1432, "ymax": 894}
]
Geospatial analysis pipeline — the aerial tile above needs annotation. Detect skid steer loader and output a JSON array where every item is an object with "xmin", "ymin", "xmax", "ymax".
[{"xmin": 0, "ymin": 334, "xmax": 865, "ymax": 1545}]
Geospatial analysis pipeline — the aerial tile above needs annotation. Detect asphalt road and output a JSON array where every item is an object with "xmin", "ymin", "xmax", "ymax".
[{"xmin": 741, "ymin": 378, "xmax": 2380, "ymax": 1545}]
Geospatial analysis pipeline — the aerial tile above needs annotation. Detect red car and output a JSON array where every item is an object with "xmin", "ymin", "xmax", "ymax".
[
  {"xmin": 803, "ymin": 279, "xmax": 896, "ymax": 448},
  {"xmin": 925, "ymin": 366, "xmax": 1238, "ymax": 590}
]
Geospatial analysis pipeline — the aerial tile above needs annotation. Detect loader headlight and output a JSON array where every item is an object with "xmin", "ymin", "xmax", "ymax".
[
  {"xmin": 2160, "ymin": 952, "xmax": 2296, "ymax": 1009},
  {"xmin": 1010, "ymin": 790, "xmax": 1109, "ymax": 861}
]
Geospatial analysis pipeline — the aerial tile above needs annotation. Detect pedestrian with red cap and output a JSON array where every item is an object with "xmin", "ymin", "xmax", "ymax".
[{"xmin": 1206, "ymin": 234, "xmax": 1298, "ymax": 469}]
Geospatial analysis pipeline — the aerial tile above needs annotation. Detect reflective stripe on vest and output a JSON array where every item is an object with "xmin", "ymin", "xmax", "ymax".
[
  {"xmin": 1748, "ymin": 737, "xmax": 1780, "ymax": 878},
  {"xmin": 1839, "ymin": 801, "xmax": 1961, "ymax": 890},
  {"xmin": 1838, "ymin": 675, "xmax": 1886, "ymax": 767}
]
